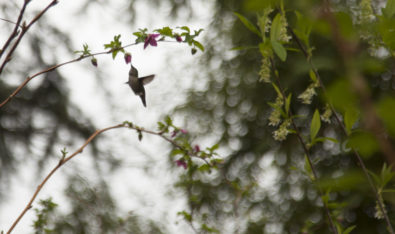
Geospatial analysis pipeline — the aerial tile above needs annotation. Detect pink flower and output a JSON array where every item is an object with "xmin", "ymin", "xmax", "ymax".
[
  {"xmin": 124, "ymin": 52, "xmax": 131, "ymax": 64},
  {"xmin": 171, "ymin": 130, "xmax": 178, "ymax": 138},
  {"xmin": 180, "ymin": 129, "xmax": 188, "ymax": 134},
  {"xmin": 176, "ymin": 35, "xmax": 182, "ymax": 42},
  {"xmin": 176, "ymin": 159, "xmax": 187, "ymax": 169},
  {"xmin": 144, "ymin": 34, "xmax": 160, "ymax": 49},
  {"xmin": 194, "ymin": 145, "xmax": 200, "ymax": 152}
]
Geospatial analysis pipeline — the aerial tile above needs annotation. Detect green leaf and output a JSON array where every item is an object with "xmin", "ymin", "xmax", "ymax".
[
  {"xmin": 347, "ymin": 131, "xmax": 379, "ymax": 158},
  {"xmin": 193, "ymin": 28, "xmax": 204, "ymax": 36},
  {"xmin": 155, "ymin": 26, "xmax": 173, "ymax": 36},
  {"xmin": 170, "ymin": 149, "xmax": 184, "ymax": 157},
  {"xmin": 165, "ymin": 115, "xmax": 172, "ymax": 126},
  {"xmin": 383, "ymin": 0, "xmax": 395, "ymax": 18},
  {"xmin": 180, "ymin": 26, "xmax": 190, "ymax": 33},
  {"xmin": 377, "ymin": 96, "xmax": 395, "ymax": 137},
  {"xmin": 304, "ymin": 155, "xmax": 314, "ymax": 181},
  {"xmin": 294, "ymin": 11, "xmax": 312, "ymax": 47},
  {"xmin": 271, "ymin": 40, "xmax": 287, "ymax": 61},
  {"xmin": 285, "ymin": 93, "xmax": 292, "ymax": 115},
  {"xmin": 270, "ymin": 13, "xmax": 282, "ymax": 42},
  {"xmin": 198, "ymin": 164, "xmax": 211, "ymax": 172},
  {"xmin": 314, "ymin": 137, "xmax": 338, "ymax": 143},
  {"xmin": 310, "ymin": 109, "xmax": 321, "ymax": 142},
  {"xmin": 344, "ymin": 108, "xmax": 359, "ymax": 135},
  {"xmin": 309, "ymin": 69, "xmax": 317, "ymax": 83},
  {"xmin": 343, "ymin": 225, "xmax": 356, "ymax": 234},
  {"xmin": 378, "ymin": 16, "xmax": 395, "ymax": 50},
  {"xmin": 271, "ymin": 83, "xmax": 282, "ymax": 98},
  {"xmin": 233, "ymin": 12, "xmax": 261, "ymax": 36},
  {"xmin": 209, "ymin": 143, "xmax": 219, "ymax": 152},
  {"xmin": 177, "ymin": 211, "xmax": 192, "ymax": 222},
  {"xmin": 193, "ymin": 40, "xmax": 205, "ymax": 52}
]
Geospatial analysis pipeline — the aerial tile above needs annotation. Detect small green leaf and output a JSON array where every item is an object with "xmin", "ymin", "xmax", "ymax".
[
  {"xmin": 309, "ymin": 69, "xmax": 317, "ymax": 83},
  {"xmin": 344, "ymin": 108, "xmax": 359, "ymax": 135},
  {"xmin": 270, "ymin": 13, "xmax": 282, "ymax": 42},
  {"xmin": 377, "ymin": 96, "xmax": 395, "ymax": 137},
  {"xmin": 310, "ymin": 109, "xmax": 321, "ymax": 141},
  {"xmin": 271, "ymin": 40, "xmax": 287, "ymax": 61},
  {"xmin": 155, "ymin": 26, "xmax": 173, "ymax": 36},
  {"xmin": 170, "ymin": 149, "xmax": 184, "ymax": 157},
  {"xmin": 233, "ymin": 12, "xmax": 261, "ymax": 36},
  {"xmin": 209, "ymin": 143, "xmax": 219, "ymax": 152},
  {"xmin": 193, "ymin": 40, "xmax": 205, "ymax": 52},
  {"xmin": 177, "ymin": 211, "xmax": 192, "ymax": 222},
  {"xmin": 271, "ymin": 83, "xmax": 282, "ymax": 98},
  {"xmin": 285, "ymin": 93, "xmax": 292, "ymax": 115},
  {"xmin": 165, "ymin": 116, "xmax": 172, "ymax": 126},
  {"xmin": 198, "ymin": 164, "xmax": 211, "ymax": 172},
  {"xmin": 304, "ymin": 155, "xmax": 314, "ymax": 181},
  {"xmin": 180, "ymin": 26, "xmax": 190, "ymax": 33},
  {"xmin": 314, "ymin": 137, "xmax": 338, "ymax": 143},
  {"xmin": 347, "ymin": 131, "xmax": 379, "ymax": 158}
]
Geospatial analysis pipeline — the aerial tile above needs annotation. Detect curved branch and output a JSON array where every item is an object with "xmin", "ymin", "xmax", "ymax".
[
  {"xmin": 6, "ymin": 121, "xmax": 213, "ymax": 233},
  {"xmin": 6, "ymin": 123, "xmax": 125, "ymax": 234}
]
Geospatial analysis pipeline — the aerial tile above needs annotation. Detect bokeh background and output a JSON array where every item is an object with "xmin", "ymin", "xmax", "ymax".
[{"xmin": 1, "ymin": 0, "xmax": 394, "ymax": 233}]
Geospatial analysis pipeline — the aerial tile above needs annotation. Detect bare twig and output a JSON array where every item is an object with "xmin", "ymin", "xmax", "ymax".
[
  {"xmin": 0, "ymin": 0, "xmax": 58, "ymax": 76},
  {"xmin": 6, "ymin": 121, "xmax": 213, "ymax": 233},
  {"xmin": 0, "ymin": 18, "xmax": 23, "ymax": 28},
  {"xmin": 0, "ymin": 0, "xmax": 30, "ymax": 59}
]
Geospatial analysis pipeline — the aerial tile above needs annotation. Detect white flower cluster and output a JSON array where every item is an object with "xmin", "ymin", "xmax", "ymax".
[{"xmin": 259, "ymin": 57, "xmax": 271, "ymax": 83}]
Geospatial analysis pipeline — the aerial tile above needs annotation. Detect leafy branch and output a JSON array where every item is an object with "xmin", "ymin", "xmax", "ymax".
[{"xmin": 6, "ymin": 118, "xmax": 221, "ymax": 234}]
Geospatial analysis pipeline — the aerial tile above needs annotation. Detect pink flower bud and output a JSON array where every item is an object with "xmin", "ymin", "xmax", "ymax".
[
  {"xmin": 194, "ymin": 145, "xmax": 200, "ymax": 152},
  {"xmin": 124, "ymin": 52, "xmax": 132, "ymax": 64},
  {"xmin": 180, "ymin": 129, "xmax": 188, "ymax": 134},
  {"xmin": 176, "ymin": 159, "xmax": 187, "ymax": 169},
  {"xmin": 176, "ymin": 35, "xmax": 182, "ymax": 42}
]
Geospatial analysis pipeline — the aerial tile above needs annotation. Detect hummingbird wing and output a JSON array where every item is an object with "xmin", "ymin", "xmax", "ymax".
[{"xmin": 140, "ymin": 75, "xmax": 155, "ymax": 85}]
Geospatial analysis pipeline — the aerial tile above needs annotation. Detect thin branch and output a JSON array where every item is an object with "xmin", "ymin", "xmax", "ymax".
[
  {"xmin": 269, "ymin": 58, "xmax": 338, "ymax": 234},
  {"xmin": 0, "ymin": 18, "xmax": 23, "ymax": 28},
  {"xmin": 6, "ymin": 122, "xmax": 213, "ymax": 233},
  {"xmin": 0, "ymin": 0, "xmax": 58, "ymax": 76},
  {"xmin": 0, "ymin": 0, "xmax": 30, "ymax": 59},
  {"xmin": 0, "ymin": 42, "xmax": 136, "ymax": 108},
  {"xmin": 6, "ymin": 124, "xmax": 124, "ymax": 234}
]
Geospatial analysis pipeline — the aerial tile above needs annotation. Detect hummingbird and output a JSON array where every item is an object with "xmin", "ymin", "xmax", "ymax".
[{"xmin": 126, "ymin": 64, "xmax": 155, "ymax": 107}]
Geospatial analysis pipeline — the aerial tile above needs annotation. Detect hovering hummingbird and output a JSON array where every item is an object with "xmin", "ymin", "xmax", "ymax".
[{"xmin": 126, "ymin": 64, "xmax": 155, "ymax": 107}]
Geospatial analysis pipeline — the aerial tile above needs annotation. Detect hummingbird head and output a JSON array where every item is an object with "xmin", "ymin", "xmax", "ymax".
[{"xmin": 129, "ymin": 64, "xmax": 138, "ymax": 78}]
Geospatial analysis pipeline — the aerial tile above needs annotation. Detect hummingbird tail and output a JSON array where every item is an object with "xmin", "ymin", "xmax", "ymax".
[{"xmin": 140, "ymin": 95, "xmax": 147, "ymax": 107}]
